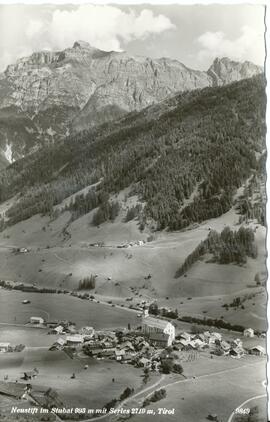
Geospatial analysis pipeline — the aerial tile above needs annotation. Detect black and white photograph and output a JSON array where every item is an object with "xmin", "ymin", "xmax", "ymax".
[{"xmin": 0, "ymin": 2, "xmax": 267, "ymax": 422}]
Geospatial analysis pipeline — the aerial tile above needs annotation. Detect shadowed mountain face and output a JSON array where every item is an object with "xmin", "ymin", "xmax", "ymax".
[
  {"xmin": 0, "ymin": 40, "xmax": 262, "ymax": 165},
  {"xmin": 0, "ymin": 75, "xmax": 265, "ymax": 231}
]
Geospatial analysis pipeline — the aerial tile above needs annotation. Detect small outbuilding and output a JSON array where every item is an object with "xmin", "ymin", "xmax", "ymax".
[
  {"xmin": 30, "ymin": 316, "xmax": 44, "ymax": 325},
  {"xmin": 0, "ymin": 343, "xmax": 10, "ymax": 353},
  {"xmin": 249, "ymin": 346, "xmax": 265, "ymax": 356}
]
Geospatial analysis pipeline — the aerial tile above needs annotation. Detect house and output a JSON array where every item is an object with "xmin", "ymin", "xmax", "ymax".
[
  {"xmin": 209, "ymin": 332, "xmax": 222, "ymax": 344},
  {"xmin": 192, "ymin": 339, "xmax": 206, "ymax": 349},
  {"xmin": 138, "ymin": 357, "xmax": 151, "ymax": 368},
  {"xmin": 230, "ymin": 346, "xmax": 244, "ymax": 359},
  {"xmin": 91, "ymin": 348, "xmax": 104, "ymax": 357},
  {"xmin": 0, "ymin": 343, "xmax": 10, "ymax": 353},
  {"xmin": 232, "ymin": 338, "xmax": 243, "ymax": 348},
  {"xmin": 180, "ymin": 332, "xmax": 192, "ymax": 342},
  {"xmin": 142, "ymin": 308, "xmax": 149, "ymax": 317},
  {"xmin": 49, "ymin": 338, "xmax": 66, "ymax": 351},
  {"xmin": 66, "ymin": 335, "xmax": 84, "ymax": 347},
  {"xmin": 142, "ymin": 317, "xmax": 175, "ymax": 347},
  {"xmin": 118, "ymin": 341, "xmax": 135, "ymax": 352},
  {"xmin": 220, "ymin": 341, "xmax": 231, "ymax": 353},
  {"xmin": 79, "ymin": 326, "xmax": 95, "ymax": 338},
  {"xmin": 46, "ymin": 321, "xmax": 60, "ymax": 328},
  {"xmin": 243, "ymin": 328, "xmax": 254, "ymax": 338},
  {"xmin": 19, "ymin": 248, "xmax": 29, "ymax": 253},
  {"xmin": 249, "ymin": 346, "xmax": 265, "ymax": 356},
  {"xmin": 179, "ymin": 339, "xmax": 190, "ymax": 350},
  {"xmin": 100, "ymin": 349, "xmax": 116, "ymax": 358},
  {"xmin": 84, "ymin": 340, "xmax": 103, "ymax": 350},
  {"xmin": 115, "ymin": 349, "xmax": 125, "ymax": 361},
  {"xmin": 122, "ymin": 353, "xmax": 136, "ymax": 364},
  {"xmin": 30, "ymin": 316, "xmax": 44, "ymax": 325},
  {"xmin": 51, "ymin": 325, "xmax": 64, "ymax": 334},
  {"xmin": 198, "ymin": 333, "xmax": 207, "ymax": 342}
]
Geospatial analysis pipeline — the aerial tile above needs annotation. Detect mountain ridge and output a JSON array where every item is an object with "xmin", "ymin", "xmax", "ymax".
[{"xmin": 0, "ymin": 41, "xmax": 263, "ymax": 164}]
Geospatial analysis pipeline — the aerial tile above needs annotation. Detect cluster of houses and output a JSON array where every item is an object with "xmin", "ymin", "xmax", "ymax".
[
  {"xmin": 0, "ymin": 342, "xmax": 25, "ymax": 353},
  {"xmin": 27, "ymin": 311, "xmax": 265, "ymax": 363},
  {"xmin": 175, "ymin": 329, "xmax": 265, "ymax": 358},
  {"xmin": 47, "ymin": 314, "xmax": 176, "ymax": 370}
]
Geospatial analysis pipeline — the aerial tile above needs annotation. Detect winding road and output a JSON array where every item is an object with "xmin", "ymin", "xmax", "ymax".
[{"xmin": 227, "ymin": 393, "xmax": 267, "ymax": 422}]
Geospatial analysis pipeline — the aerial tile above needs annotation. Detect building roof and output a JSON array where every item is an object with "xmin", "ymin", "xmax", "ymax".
[
  {"xmin": 115, "ymin": 349, "xmax": 125, "ymax": 356},
  {"xmin": 180, "ymin": 332, "xmax": 191, "ymax": 340},
  {"xmin": 0, "ymin": 343, "xmax": 10, "ymax": 348},
  {"xmin": 53, "ymin": 326, "xmax": 64, "ymax": 332},
  {"xmin": 251, "ymin": 345, "xmax": 265, "ymax": 353},
  {"xmin": 142, "ymin": 317, "xmax": 170, "ymax": 330},
  {"xmin": 79, "ymin": 326, "xmax": 94, "ymax": 334},
  {"xmin": 193, "ymin": 339, "xmax": 205, "ymax": 347},
  {"xmin": 55, "ymin": 338, "xmax": 66, "ymax": 346},
  {"xmin": 139, "ymin": 357, "xmax": 151, "ymax": 364},
  {"xmin": 221, "ymin": 341, "xmax": 230, "ymax": 350},
  {"xmin": 244, "ymin": 328, "xmax": 254, "ymax": 332},
  {"xmin": 66, "ymin": 335, "xmax": 84, "ymax": 343},
  {"xmin": 210, "ymin": 332, "xmax": 222, "ymax": 339}
]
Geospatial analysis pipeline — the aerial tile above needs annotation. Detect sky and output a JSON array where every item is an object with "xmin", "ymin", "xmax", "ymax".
[{"xmin": 0, "ymin": 3, "xmax": 265, "ymax": 72}]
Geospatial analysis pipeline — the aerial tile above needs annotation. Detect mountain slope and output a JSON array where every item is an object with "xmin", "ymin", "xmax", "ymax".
[
  {"xmin": 0, "ymin": 41, "xmax": 262, "ymax": 162},
  {"xmin": 0, "ymin": 74, "xmax": 265, "ymax": 232}
]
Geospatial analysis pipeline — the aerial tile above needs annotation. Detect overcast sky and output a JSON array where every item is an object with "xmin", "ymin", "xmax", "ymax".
[{"xmin": 0, "ymin": 3, "xmax": 265, "ymax": 72}]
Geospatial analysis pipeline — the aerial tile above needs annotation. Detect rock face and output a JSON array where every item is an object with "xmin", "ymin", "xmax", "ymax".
[
  {"xmin": 0, "ymin": 41, "xmax": 262, "ymax": 164},
  {"xmin": 207, "ymin": 57, "xmax": 262, "ymax": 86}
]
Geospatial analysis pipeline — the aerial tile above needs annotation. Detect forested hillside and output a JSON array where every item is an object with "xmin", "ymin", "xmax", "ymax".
[{"xmin": 0, "ymin": 74, "xmax": 266, "ymax": 231}]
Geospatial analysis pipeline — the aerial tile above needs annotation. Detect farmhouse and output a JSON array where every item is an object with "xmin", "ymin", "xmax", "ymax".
[
  {"xmin": 230, "ymin": 346, "xmax": 244, "ymax": 359},
  {"xmin": 30, "ymin": 316, "xmax": 44, "ymax": 325},
  {"xmin": 49, "ymin": 338, "xmax": 66, "ymax": 351},
  {"xmin": 249, "ymin": 346, "xmax": 265, "ymax": 356},
  {"xmin": 66, "ymin": 335, "xmax": 84, "ymax": 346},
  {"xmin": 180, "ymin": 332, "xmax": 192, "ymax": 342},
  {"xmin": 138, "ymin": 357, "xmax": 151, "ymax": 368},
  {"xmin": 0, "ymin": 342, "xmax": 10, "ymax": 353},
  {"xmin": 51, "ymin": 325, "xmax": 64, "ymax": 334},
  {"xmin": 79, "ymin": 326, "xmax": 95, "ymax": 338},
  {"xmin": 115, "ymin": 349, "xmax": 125, "ymax": 361},
  {"xmin": 142, "ymin": 317, "xmax": 175, "ymax": 347},
  {"xmin": 209, "ymin": 332, "xmax": 222, "ymax": 344},
  {"xmin": 243, "ymin": 328, "xmax": 254, "ymax": 338},
  {"xmin": 220, "ymin": 341, "xmax": 231, "ymax": 353}
]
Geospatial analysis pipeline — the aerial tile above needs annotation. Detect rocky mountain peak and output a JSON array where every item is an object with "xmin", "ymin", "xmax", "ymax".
[
  {"xmin": 0, "ymin": 43, "xmax": 263, "ymax": 166},
  {"xmin": 72, "ymin": 40, "xmax": 93, "ymax": 49},
  {"xmin": 207, "ymin": 56, "xmax": 262, "ymax": 86}
]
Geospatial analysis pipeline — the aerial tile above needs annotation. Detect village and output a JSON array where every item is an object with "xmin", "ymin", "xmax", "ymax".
[
  {"xmin": 0, "ymin": 305, "xmax": 265, "ymax": 371},
  {"xmin": 0, "ymin": 273, "xmax": 266, "ymax": 422},
  {"xmin": 0, "ymin": 288, "xmax": 267, "ymax": 422}
]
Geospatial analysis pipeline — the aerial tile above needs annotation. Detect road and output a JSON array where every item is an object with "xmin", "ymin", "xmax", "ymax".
[
  {"xmin": 227, "ymin": 394, "xmax": 267, "ymax": 422},
  {"xmin": 80, "ymin": 375, "xmax": 166, "ymax": 422},
  {"xmin": 75, "ymin": 361, "xmax": 265, "ymax": 422}
]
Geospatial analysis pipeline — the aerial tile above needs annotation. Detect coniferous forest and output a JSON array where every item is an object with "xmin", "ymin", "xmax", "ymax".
[{"xmin": 0, "ymin": 74, "xmax": 265, "ymax": 231}]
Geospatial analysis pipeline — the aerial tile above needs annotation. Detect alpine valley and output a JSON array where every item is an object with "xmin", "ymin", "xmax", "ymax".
[{"xmin": 0, "ymin": 41, "xmax": 267, "ymax": 422}]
